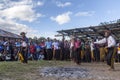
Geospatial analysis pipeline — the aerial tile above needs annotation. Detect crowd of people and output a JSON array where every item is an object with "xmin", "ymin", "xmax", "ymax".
[{"xmin": 0, "ymin": 31, "xmax": 120, "ymax": 70}]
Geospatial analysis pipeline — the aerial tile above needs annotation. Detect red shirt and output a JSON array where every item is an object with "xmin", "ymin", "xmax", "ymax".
[
  {"xmin": 30, "ymin": 45, "xmax": 36, "ymax": 54},
  {"xmin": 40, "ymin": 42, "xmax": 45, "ymax": 48}
]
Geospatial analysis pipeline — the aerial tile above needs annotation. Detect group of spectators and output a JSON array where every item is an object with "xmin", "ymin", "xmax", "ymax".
[
  {"xmin": 0, "ymin": 39, "xmax": 21, "ymax": 61},
  {"xmin": 0, "ymin": 35, "xmax": 120, "ymax": 64}
]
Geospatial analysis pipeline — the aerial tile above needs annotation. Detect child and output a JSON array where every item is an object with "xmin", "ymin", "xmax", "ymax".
[
  {"xmin": 30, "ymin": 43, "xmax": 36, "ymax": 60},
  {"xmin": 36, "ymin": 44, "xmax": 44, "ymax": 60}
]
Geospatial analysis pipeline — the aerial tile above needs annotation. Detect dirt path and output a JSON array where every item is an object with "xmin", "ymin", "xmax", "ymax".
[{"xmin": 24, "ymin": 62, "xmax": 120, "ymax": 80}]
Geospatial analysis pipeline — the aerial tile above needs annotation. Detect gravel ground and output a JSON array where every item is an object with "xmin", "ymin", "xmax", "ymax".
[
  {"xmin": 40, "ymin": 67, "xmax": 90, "ymax": 78},
  {"xmin": 37, "ymin": 62, "xmax": 120, "ymax": 80}
]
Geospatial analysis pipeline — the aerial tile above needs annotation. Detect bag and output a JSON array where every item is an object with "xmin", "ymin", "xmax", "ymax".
[{"xmin": 18, "ymin": 53, "xmax": 24, "ymax": 62}]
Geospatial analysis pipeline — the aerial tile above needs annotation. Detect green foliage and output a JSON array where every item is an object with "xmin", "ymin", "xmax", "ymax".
[{"xmin": 28, "ymin": 36, "xmax": 46, "ymax": 43}]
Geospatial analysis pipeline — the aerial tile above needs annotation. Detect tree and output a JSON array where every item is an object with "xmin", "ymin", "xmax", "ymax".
[
  {"xmin": 99, "ymin": 22, "xmax": 109, "ymax": 26},
  {"xmin": 38, "ymin": 37, "xmax": 46, "ymax": 43},
  {"xmin": 117, "ymin": 19, "xmax": 120, "ymax": 23},
  {"xmin": 33, "ymin": 36, "xmax": 37, "ymax": 40}
]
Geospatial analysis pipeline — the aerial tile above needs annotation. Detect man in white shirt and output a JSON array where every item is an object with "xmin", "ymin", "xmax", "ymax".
[
  {"xmin": 94, "ymin": 30, "xmax": 116, "ymax": 70},
  {"xmin": 52, "ymin": 39, "xmax": 60, "ymax": 60}
]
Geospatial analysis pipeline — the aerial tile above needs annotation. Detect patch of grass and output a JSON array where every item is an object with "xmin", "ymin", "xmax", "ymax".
[{"xmin": 0, "ymin": 60, "xmax": 71, "ymax": 80}]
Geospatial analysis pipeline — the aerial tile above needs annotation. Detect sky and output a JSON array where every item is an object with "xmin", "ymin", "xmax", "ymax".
[{"xmin": 0, "ymin": 0, "xmax": 120, "ymax": 39}]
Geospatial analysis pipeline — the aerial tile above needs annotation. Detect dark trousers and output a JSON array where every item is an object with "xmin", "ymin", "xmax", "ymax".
[
  {"xmin": 94, "ymin": 48, "xmax": 100, "ymax": 62},
  {"xmin": 85, "ymin": 50, "xmax": 91, "ymax": 62},
  {"xmin": 74, "ymin": 48, "xmax": 81, "ymax": 64},
  {"xmin": 43, "ymin": 48, "xmax": 47, "ymax": 60},
  {"xmin": 32, "ymin": 53, "xmax": 38, "ymax": 60},
  {"xmin": 61, "ymin": 48, "xmax": 70, "ymax": 60},
  {"xmin": 117, "ymin": 54, "xmax": 120, "ymax": 62},
  {"xmin": 65, "ymin": 48, "xmax": 70, "ymax": 60},
  {"xmin": 46, "ymin": 49, "xmax": 53, "ymax": 60},
  {"xmin": 61, "ymin": 48, "xmax": 65, "ymax": 60},
  {"xmin": 70, "ymin": 48, "xmax": 74, "ymax": 60},
  {"xmin": 106, "ymin": 47, "xmax": 116, "ymax": 69},
  {"xmin": 54, "ymin": 49, "xmax": 60, "ymax": 60},
  {"xmin": 22, "ymin": 47, "xmax": 28, "ymax": 63}
]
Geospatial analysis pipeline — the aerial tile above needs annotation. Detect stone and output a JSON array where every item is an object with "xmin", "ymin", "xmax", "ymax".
[{"xmin": 40, "ymin": 67, "xmax": 92, "ymax": 79}]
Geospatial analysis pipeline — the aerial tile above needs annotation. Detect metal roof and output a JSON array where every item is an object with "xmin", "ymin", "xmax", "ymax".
[
  {"xmin": 57, "ymin": 22, "xmax": 120, "ymax": 40},
  {"xmin": 0, "ymin": 29, "xmax": 22, "ymax": 39}
]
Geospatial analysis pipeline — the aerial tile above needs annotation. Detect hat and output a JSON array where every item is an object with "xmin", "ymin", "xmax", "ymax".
[{"xmin": 20, "ymin": 32, "xmax": 26, "ymax": 35}]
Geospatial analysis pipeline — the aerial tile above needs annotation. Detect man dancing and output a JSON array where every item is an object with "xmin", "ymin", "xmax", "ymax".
[
  {"xmin": 94, "ymin": 30, "xmax": 116, "ymax": 70},
  {"xmin": 20, "ymin": 32, "xmax": 29, "ymax": 64}
]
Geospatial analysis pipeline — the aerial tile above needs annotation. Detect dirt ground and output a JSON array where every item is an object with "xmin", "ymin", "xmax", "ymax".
[
  {"xmin": 24, "ymin": 62, "xmax": 120, "ymax": 80},
  {"xmin": 1, "ymin": 61, "xmax": 120, "ymax": 80}
]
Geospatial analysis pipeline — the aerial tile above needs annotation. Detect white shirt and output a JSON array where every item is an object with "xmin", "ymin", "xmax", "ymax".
[
  {"xmin": 3, "ymin": 41, "xmax": 8, "ymax": 46},
  {"xmin": 90, "ymin": 42, "xmax": 94, "ymax": 51},
  {"xmin": 52, "ymin": 42, "xmax": 59, "ymax": 50},
  {"xmin": 70, "ymin": 42, "xmax": 74, "ymax": 49},
  {"xmin": 118, "ymin": 51, "xmax": 120, "ymax": 54},
  {"xmin": 94, "ymin": 36, "xmax": 116, "ymax": 48},
  {"xmin": 21, "ymin": 41, "xmax": 27, "ymax": 47}
]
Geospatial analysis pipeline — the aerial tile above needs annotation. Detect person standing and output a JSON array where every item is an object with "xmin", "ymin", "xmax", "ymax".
[
  {"xmin": 30, "ymin": 42, "xmax": 36, "ymax": 60},
  {"xmin": 64, "ymin": 40, "xmax": 70, "ymax": 60},
  {"xmin": 45, "ymin": 37, "xmax": 53, "ymax": 60},
  {"xmin": 15, "ymin": 39, "xmax": 21, "ymax": 60},
  {"xmin": 20, "ymin": 32, "xmax": 29, "ymax": 63},
  {"xmin": 70, "ymin": 38, "xmax": 75, "ymax": 61},
  {"xmin": 74, "ymin": 38, "xmax": 81, "ymax": 65},
  {"xmin": 94, "ymin": 30, "xmax": 116, "ymax": 70},
  {"xmin": 40, "ymin": 40, "xmax": 46, "ymax": 60},
  {"xmin": 90, "ymin": 40, "xmax": 95, "ymax": 62},
  {"xmin": 59, "ymin": 39, "xmax": 65, "ymax": 60},
  {"xmin": 85, "ymin": 42, "xmax": 91, "ymax": 62},
  {"xmin": 52, "ymin": 39, "xmax": 60, "ymax": 60}
]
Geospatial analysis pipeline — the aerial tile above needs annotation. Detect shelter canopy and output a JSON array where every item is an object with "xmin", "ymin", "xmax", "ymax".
[
  {"xmin": 0, "ymin": 29, "xmax": 22, "ymax": 39},
  {"xmin": 57, "ymin": 22, "xmax": 120, "ymax": 40}
]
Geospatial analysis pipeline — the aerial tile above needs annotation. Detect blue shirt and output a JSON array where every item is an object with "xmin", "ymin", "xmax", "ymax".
[
  {"xmin": 23, "ymin": 37, "xmax": 29, "ymax": 43},
  {"xmin": 0, "ymin": 45, "xmax": 3, "ymax": 51},
  {"xmin": 45, "ymin": 41, "xmax": 52, "ymax": 49},
  {"xmin": 36, "ymin": 45, "xmax": 42, "ymax": 52},
  {"xmin": 15, "ymin": 42, "xmax": 21, "ymax": 47}
]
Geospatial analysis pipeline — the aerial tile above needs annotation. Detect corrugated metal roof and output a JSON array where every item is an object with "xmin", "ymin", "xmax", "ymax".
[
  {"xmin": 0, "ymin": 29, "xmax": 22, "ymax": 38},
  {"xmin": 57, "ymin": 22, "xmax": 120, "ymax": 40}
]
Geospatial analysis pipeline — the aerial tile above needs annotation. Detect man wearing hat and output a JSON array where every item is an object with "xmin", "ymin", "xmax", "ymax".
[
  {"xmin": 20, "ymin": 32, "xmax": 29, "ymax": 63},
  {"xmin": 94, "ymin": 30, "xmax": 116, "ymax": 70}
]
